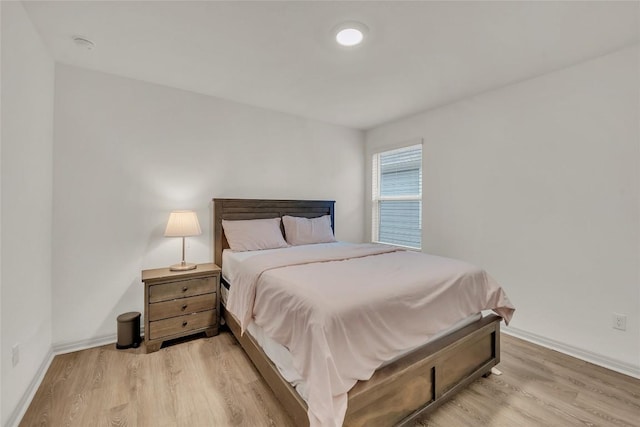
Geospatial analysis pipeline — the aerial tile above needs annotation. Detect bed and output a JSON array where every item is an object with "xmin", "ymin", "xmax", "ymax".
[{"xmin": 213, "ymin": 198, "xmax": 514, "ymax": 427}]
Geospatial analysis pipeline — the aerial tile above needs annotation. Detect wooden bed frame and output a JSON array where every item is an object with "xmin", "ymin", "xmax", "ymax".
[{"xmin": 213, "ymin": 198, "xmax": 501, "ymax": 427}]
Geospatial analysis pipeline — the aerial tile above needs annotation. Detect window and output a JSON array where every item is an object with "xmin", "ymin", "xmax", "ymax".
[{"xmin": 372, "ymin": 143, "xmax": 422, "ymax": 249}]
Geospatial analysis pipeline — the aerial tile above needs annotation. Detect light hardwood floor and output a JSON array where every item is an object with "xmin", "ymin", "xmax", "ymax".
[{"xmin": 20, "ymin": 332, "xmax": 640, "ymax": 427}]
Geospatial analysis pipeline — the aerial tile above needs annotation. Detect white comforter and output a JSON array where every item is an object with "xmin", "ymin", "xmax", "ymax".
[{"xmin": 225, "ymin": 243, "xmax": 515, "ymax": 427}]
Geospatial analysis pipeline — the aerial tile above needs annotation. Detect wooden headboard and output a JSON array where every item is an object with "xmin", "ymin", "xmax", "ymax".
[{"xmin": 212, "ymin": 198, "xmax": 335, "ymax": 267}]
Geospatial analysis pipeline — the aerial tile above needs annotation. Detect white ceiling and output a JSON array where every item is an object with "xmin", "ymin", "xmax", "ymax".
[{"xmin": 23, "ymin": 1, "xmax": 639, "ymax": 130}]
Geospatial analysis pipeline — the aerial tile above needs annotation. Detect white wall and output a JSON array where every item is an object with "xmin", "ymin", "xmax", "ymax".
[
  {"xmin": 1, "ymin": 1, "xmax": 55, "ymax": 425},
  {"xmin": 366, "ymin": 46, "xmax": 639, "ymax": 375},
  {"xmin": 1, "ymin": 1, "xmax": 3, "ymax": 420},
  {"xmin": 1, "ymin": 3, "xmax": 3, "ymax": 422},
  {"xmin": 52, "ymin": 65, "xmax": 365, "ymax": 346}
]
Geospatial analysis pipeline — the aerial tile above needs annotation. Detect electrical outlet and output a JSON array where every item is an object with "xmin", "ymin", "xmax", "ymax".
[
  {"xmin": 613, "ymin": 313, "xmax": 627, "ymax": 331},
  {"xmin": 11, "ymin": 344, "xmax": 19, "ymax": 367}
]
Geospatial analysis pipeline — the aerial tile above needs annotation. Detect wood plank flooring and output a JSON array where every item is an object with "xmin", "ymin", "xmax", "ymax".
[{"xmin": 20, "ymin": 332, "xmax": 640, "ymax": 427}]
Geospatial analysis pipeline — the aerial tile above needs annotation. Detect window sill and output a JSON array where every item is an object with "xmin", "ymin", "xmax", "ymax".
[{"xmin": 372, "ymin": 241, "xmax": 422, "ymax": 252}]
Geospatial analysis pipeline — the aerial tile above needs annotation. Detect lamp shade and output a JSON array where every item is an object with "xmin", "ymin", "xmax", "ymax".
[{"xmin": 164, "ymin": 211, "xmax": 202, "ymax": 237}]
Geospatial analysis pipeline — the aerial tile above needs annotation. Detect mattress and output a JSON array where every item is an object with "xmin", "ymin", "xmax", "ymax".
[{"xmin": 221, "ymin": 247, "xmax": 483, "ymax": 402}]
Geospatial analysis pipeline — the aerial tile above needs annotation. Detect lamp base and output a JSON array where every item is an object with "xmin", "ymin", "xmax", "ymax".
[{"xmin": 169, "ymin": 262, "xmax": 197, "ymax": 271}]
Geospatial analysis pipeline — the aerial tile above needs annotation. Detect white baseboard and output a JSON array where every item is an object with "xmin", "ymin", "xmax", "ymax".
[
  {"xmin": 503, "ymin": 325, "xmax": 640, "ymax": 379},
  {"xmin": 5, "ymin": 348, "xmax": 54, "ymax": 427},
  {"xmin": 54, "ymin": 325, "xmax": 144, "ymax": 355},
  {"xmin": 53, "ymin": 333, "xmax": 118, "ymax": 355}
]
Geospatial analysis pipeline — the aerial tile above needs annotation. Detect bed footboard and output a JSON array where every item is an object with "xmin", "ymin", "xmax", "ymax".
[
  {"xmin": 346, "ymin": 314, "xmax": 500, "ymax": 426},
  {"xmin": 224, "ymin": 306, "xmax": 501, "ymax": 427}
]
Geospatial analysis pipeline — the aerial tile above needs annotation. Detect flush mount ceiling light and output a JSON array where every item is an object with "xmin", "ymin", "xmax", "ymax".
[
  {"xmin": 336, "ymin": 28, "xmax": 363, "ymax": 46},
  {"xmin": 334, "ymin": 22, "xmax": 368, "ymax": 47},
  {"xmin": 72, "ymin": 35, "xmax": 95, "ymax": 50}
]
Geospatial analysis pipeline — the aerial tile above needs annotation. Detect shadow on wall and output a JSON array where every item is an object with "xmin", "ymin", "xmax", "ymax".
[
  {"xmin": 94, "ymin": 220, "xmax": 166, "ymax": 341},
  {"xmin": 95, "ymin": 214, "xmax": 213, "ymax": 341},
  {"xmin": 95, "ymin": 276, "xmax": 145, "ymax": 343}
]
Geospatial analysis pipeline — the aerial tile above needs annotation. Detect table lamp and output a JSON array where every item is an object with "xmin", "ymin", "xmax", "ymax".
[{"xmin": 164, "ymin": 210, "xmax": 202, "ymax": 271}]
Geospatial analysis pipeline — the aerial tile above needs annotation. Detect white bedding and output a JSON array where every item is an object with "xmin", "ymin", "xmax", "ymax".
[
  {"xmin": 224, "ymin": 242, "xmax": 515, "ymax": 427},
  {"xmin": 222, "ymin": 242, "xmax": 349, "ymax": 284},
  {"xmin": 220, "ymin": 281, "xmax": 481, "ymax": 402}
]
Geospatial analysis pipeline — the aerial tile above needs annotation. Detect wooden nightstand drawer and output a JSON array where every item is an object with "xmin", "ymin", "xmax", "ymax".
[
  {"xmin": 148, "ymin": 310, "xmax": 216, "ymax": 340},
  {"xmin": 149, "ymin": 277, "xmax": 215, "ymax": 303},
  {"xmin": 149, "ymin": 293, "xmax": 215, "ymax": 321}
]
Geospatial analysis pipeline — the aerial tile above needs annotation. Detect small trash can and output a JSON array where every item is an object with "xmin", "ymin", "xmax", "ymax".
[{"xmin": 116, "ymin": 311, "xmax": 141, "ymax": 349}]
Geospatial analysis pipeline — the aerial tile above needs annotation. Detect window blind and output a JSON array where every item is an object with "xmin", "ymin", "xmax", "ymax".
[{"xmin": 372, "ymin": 144, "xmax": 422, "ymax": 249}]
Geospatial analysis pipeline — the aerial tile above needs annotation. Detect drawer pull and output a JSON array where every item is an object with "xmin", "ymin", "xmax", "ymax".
[
  {"xmin": 182, "ymin": 286, "xmax": 188, "ymax": 292},
  {"xmin": 182, "ymin": 321, "xmax": 188, "ymax": 327},
  {"xmin": 181, "ymin": 304, "xmax": 188, "ymax": 311}
]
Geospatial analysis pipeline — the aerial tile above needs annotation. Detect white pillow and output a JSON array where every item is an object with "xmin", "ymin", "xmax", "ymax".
[
  {"xmin": 282, "ymin": 215, "xmax": 336, "ymax": 246},
  {"xmin": 222, "ymin": 218, "xmax": 289, "ymax": 252}
]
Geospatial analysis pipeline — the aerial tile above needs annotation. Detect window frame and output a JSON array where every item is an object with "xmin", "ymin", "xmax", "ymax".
[{"xmin": 371, "ymin": 142, "xmax": 423, "ymax": 250}]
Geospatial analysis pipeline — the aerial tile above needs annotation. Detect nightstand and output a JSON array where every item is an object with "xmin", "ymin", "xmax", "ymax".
[{"xmin": 141, "ymin": 263, "xmax": 221, "ymax": 353}]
